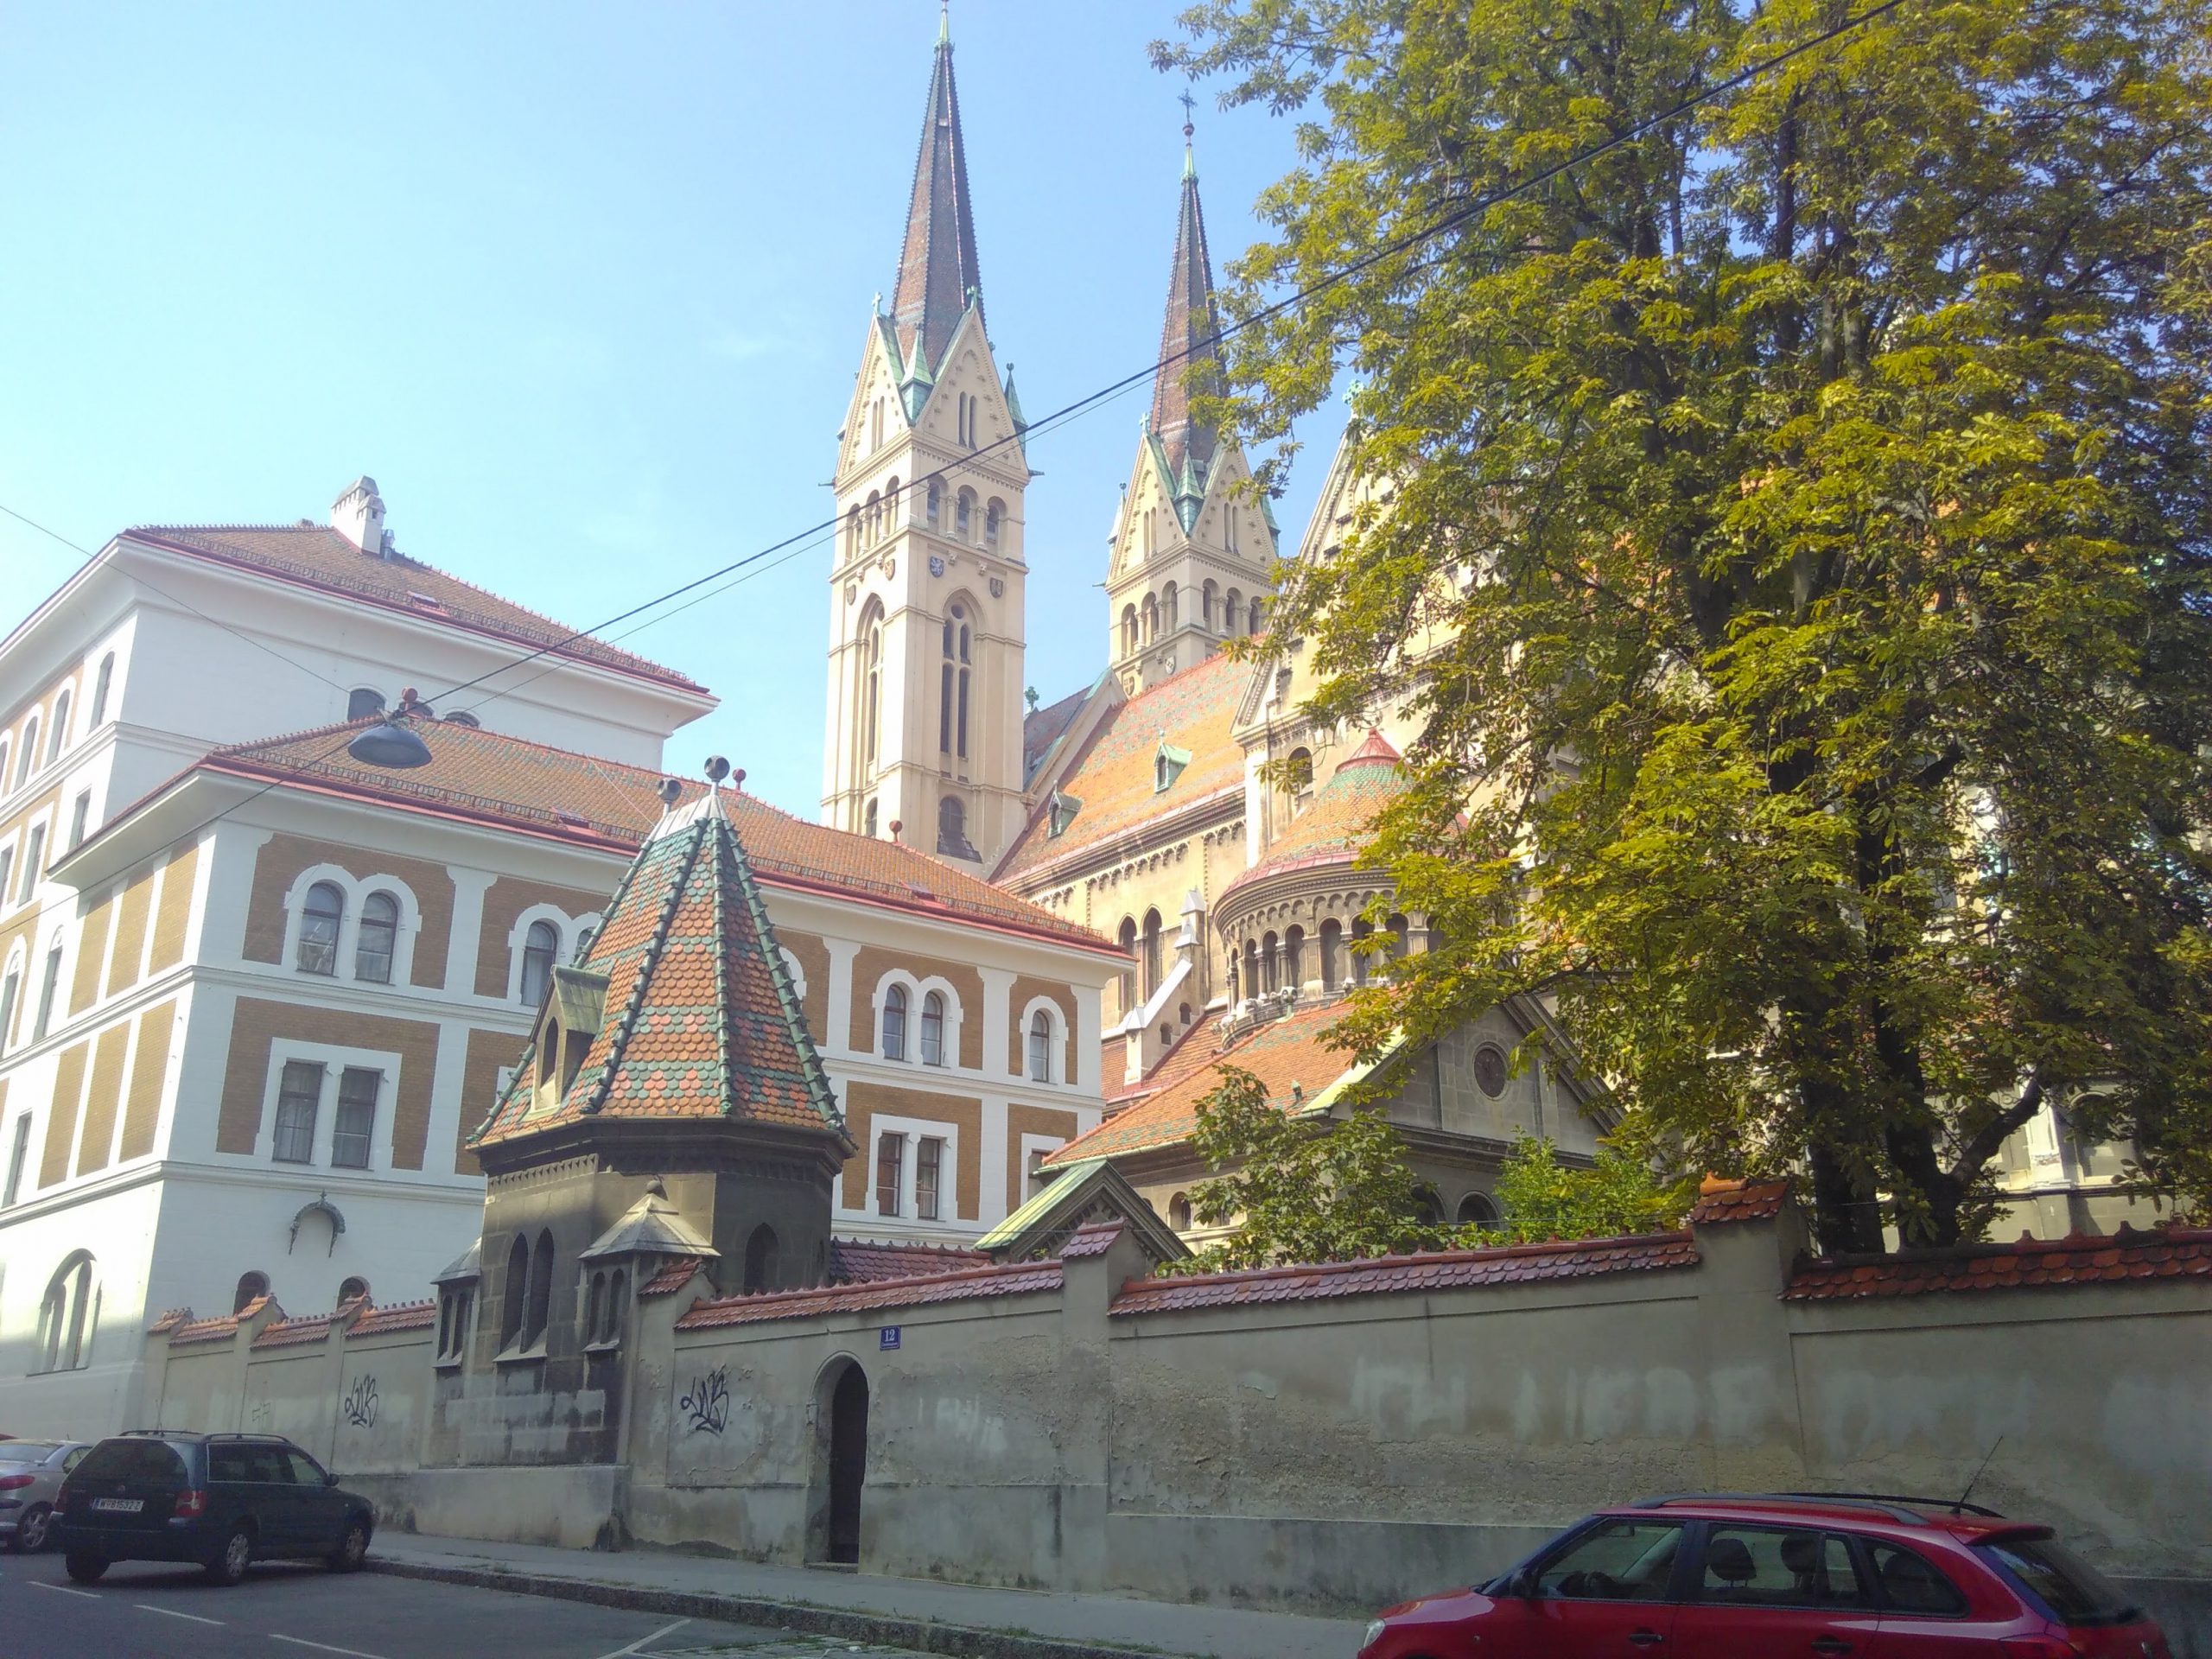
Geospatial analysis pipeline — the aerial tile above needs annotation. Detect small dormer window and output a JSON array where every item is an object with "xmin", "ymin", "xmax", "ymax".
[
  {"xmin": 1153, "ymin": 741, "xmax": 1191, "ymax": 794},
  {"xmin": 1046, "ymin": 790, "xmax": 1080, "ymax": 838}
]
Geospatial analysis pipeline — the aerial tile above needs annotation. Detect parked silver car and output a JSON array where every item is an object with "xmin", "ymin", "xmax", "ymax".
[{"xmin": 0, "ymin": 1440, "xmax": 91, "ymax": 1553}]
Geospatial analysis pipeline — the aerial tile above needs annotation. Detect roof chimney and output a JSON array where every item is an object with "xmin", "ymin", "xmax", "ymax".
[{"xmin": 332, "ymin": 476, "xmax": 386, "ymax": 554}]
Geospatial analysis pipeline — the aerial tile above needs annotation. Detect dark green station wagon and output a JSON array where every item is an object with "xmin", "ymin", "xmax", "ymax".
[{"xmin": 54, "ymin": 1431, "xmax": 374, "ymax": 1586}]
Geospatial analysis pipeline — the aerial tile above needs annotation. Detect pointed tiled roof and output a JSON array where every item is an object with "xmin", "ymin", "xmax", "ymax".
[
  {"xmin": 474, "ymin": 786, "xmax": 845, "ymax": 1149},
  {"xmin": 889, "ymin": 22, "xmax": 983, "ymax": 378},
  {"xmin": 1148, "ymin": 148, "xmax": 1220, "ymax": 487},
  {"xmin": 1217, "ymin": 729, "xmax": 1408, "ymax": 906}
]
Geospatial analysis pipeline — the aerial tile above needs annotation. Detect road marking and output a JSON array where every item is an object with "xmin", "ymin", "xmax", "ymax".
[
  {"xmin": 137, "ymin": 1603, "xmax": 226, "ymax": 1624},
  {"xmin": 270, "ymin": 1637, "xmax": 390, "ymax": 1659},
  {"xmin": 595, "ymin": 1617, "xmax": 691, "ymax": 1657},
  {"xmin": 28, "ymin": 1580, "xmax": 100, "ymax": 1599}
]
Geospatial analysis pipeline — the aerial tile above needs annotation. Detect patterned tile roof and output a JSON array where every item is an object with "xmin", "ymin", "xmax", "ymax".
[
  {"xmin": 1688, "ymin": 1177, "xmax": 1794, "ymax": 1226},
  {"xmin": 676, "ymin": 1258, "xmax": 1064, "ymax": 1330},
  {"xmin": 1102, "ymin": 1007, "xmax": 1225, "ymax": 1108},
  {"xmin": 830, "ymin": 1238, "xmax": 994, "ymax": 1284},
  {"xmin": 474, "ymin": 789, "xmax": 845, "ymax": 1149},
  {"xmin": 350, "ymin": 1300, "xmax": 436, "ymax": 1334},
  {"xmin": 148, "ymin": 1308, "xmax": 191, "ymax": 1334},
  {"xmin": 1217, "ymin": 730, "xmax": 1406, "ymax": 908},
  {"xmin": 178, "ymin": 718, "xmax": 1113, "ymax": 953},
  {"xmin": 252, "ymin": 1313, "xmax": 334, "ymax": 1350},
  {"xmin": 639, "ymin": 1256, "xmax": 708, "ymax": 1299},
  {"xmin": 127, "ymin": 523, "xmax": 700, "ymax": 691},
  {"xmin": 998, "ymin": 650, "xmax": 1248, "ymax": 881},
  {"xmin": 1022, "ymin": 683, "xmax": 1092, "ymax": 783},
  {"xmin": 1044, "ymin": 1001, "xmax": 1357, "ymax": 1168},
  {"xmin": 1783, "ymin": 1227, "xmax": 2212, "ymax": 1301},
  {"xmin": 1110, "ymin": 1232, "xmax": 1700, "ymax": 1316}
]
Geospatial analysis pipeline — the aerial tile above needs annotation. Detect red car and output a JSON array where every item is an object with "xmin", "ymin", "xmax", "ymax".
[{"xmin": 1358, "ymin": 1493, "xmax": 2170, "ymax": 1659}]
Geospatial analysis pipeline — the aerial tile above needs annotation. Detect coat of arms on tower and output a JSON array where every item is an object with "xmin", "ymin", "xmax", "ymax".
[
  {"xmin": 989, "ymin": 576, "xmax": 1004, "ymax": 598},
  {"xmin": 929, "ymin": 554, "xmax": 946, "ymax": 577}
]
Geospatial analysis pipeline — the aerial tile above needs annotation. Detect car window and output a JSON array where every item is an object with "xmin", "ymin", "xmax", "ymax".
[
  {"xmin": 248, "ymin": 1446, "xmax": 296, "ymax": 1484},
  {"xmin": 285, "ymin": 1451, "xmax": 327, "ymax": 1487},
  {"xmin": 0, "ymin": 1442, "xmax": 62, "ymax": 1463},
  {"xmin": 1536, "ymin": 1520, "xmax": 1686, "ymax": 1602},
  {"xmin": 1692, "ymin": 1527, "xmax": 1872, "ymax": 1608},
  {"xmin": 1975, "ymin": 1537, "xmax": 2142, "ymax": 1628},
  {"xmin": 75, "ymin": 1440, "xmax": 190, "ymax": 1484},
  {"xmin": 209, "ymin": 1445, "xmax": 256, "ymax": 1483},
  {"xmin": 1868, "ymin": 1542, "xmax": 1969, "ymax": 1616},
  {"xmin": 61, "ymin": 1446, "xmax": 89, "ymax": 1471}
]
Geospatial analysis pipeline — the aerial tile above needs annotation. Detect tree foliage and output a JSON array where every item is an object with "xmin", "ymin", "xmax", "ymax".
[
  {"xmin": 1159, "ymin": 0, "xmax": 2212, "ymax": 1247},
  {"xmin": 1477, "ymin": 1135, "xmax": 1698, "ymax": 1245}
]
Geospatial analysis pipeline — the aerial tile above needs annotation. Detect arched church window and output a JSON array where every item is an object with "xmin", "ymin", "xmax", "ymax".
[
  {"xmin": 743, "ymin": 1224, "xmax": 779, "ymax": 1294},
  {"xmin": 937, "ymin": 795, "xmax": 969, "ymax": 859},
  {"xmin": 1202, "ymin": 581, "xmax": 1217, "ymax": 630},
  {"xmin": 520, "ymin": 920, "xmax": 559, "ymax": 1007},
  {"xmin": 1141, "ymin": 909, "xmax": 1163, "ymax": 998},
  {"xmin": 525, "ymin": 1230, "xmax": 554, "ymax": 1347},
  {"xmin": 866, "ymin": 490, "xmax": 881, "ymax": 543},
  {"xmin": 1141, "ymin": 593, "xmax": 1159, "ymax": 643},
  {"xmin": 939, "ymin": 605, "xmax": 969, "ymax": 760},
  {"xmin": 1243, "ymin": 938, "xmax": 1261, "ymax": 1001},
  {"xmin": 1261, "ymin": 931, "xmax": 1280, "ymax": 993},
  {"xmin": 298, "ymin": 882, "xmax": 344, "ymax": 976},
  {"xmin": 1319, "ymin": 919, "xmax": 1343, "ymax": 994},
  {"xmin": 1028, "ymin": 1009, "xmax": 1053, "ymax": 1083},
  {"xmin": 926, "ymin": 479, "xmax": 942, "ymax": 528},
  {"xmin": 1224, "ymin": 588, "xmax": 1243, "ymax": 636},
  {"xmin": 863, "ymin": 798, "xmax": 879, "ymax": 838},
  {"xmin": 1121, "ymin": 606, "xmax": 1139, "ymax": 655},
  {"xmin": 1351, "ymin": 918, "xmax": 1374, "ymax": 987},
  {"xmin": 39, "ymin": 1252, "xmax": 95, "ymax": 1372},
  {"xmin": 984, "ymin": 499, "xmax": 1001, "ymax": 549},
  {"xmin": 1163, "ymin": 582, "xmax": 1179, "ymax": 631},
  {"xmin": 1285, "ymin": 925, "xmax": 1306, "ymax": 993},
  {"xmin": 1168, "ymin": 1192, "xmax": 1192, "ymax": 1230},
  {"xmin": 348, "ymin": 687, "xmax": 385, "ymax": 721},
  {"xmin": 234, "ymin": 1270, "xmax": 270, "ymax": 1314},
  {"xmin": 880, "ymin": 984, "xmax": 908, "ymax": 1061},
  {"xmin": 858, "ymin": 607, "xmax": 884, "ymax": 775},
  {"xmin": 500, "ymin": 1235, "xmax": 530, "ymax": 1349},
  {"xmin": 955, "ymin": 488, "xmax": 974, "ymax": 540},
  {"xmin": 919, "ymin": 991, "xmax": 947, "ymax": 1067},
  {"xmin": 1249, "ymin": 596, "xmax": 1265, "ymax": 635},
  {"xmin": 885, "ymin": 477, "xmax": 900, "ymax": 529}
]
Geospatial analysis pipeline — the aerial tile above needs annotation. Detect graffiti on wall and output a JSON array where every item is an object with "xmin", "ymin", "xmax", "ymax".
[
  {"xmin": 681, "ymin": 1365, "xmax": 730, "ymax": 1435},
  {"xmin": 342, "ymin": 1374, "xmax": 380, "ymax": 1428}
]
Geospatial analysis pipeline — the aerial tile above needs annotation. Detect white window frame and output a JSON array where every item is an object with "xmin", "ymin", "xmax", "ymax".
[
  {"xmin": 255, "ymin": 1039, "xmax": 403, "ymax": 1173},
  {"xmin": 279, "ymin": 866, "xmax": 423, "ymax": 987},
  {"xmin": 1018, "ymin": 1131, "xmax": 1068, "ymax": 1198},
  {"xmin": 10, "ymin": 808, "xmax": 54, "ymax": 912},
  {"xmin": 1018, "ymin": 995, "xmax": 1068, "ymax": 1086},
  {"xmin": 502, "ymin": 903, "xmax": 594, "ymax": 1004},
  {"xmin": 867, "ymin": 969, "xmax": 966, "ymax": 1070},
  {"xmin": 854, "ymin": 1112, "xmax": 963, "ymax": 1224}
]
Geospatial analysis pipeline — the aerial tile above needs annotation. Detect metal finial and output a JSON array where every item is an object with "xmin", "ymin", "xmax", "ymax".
[
  {"xmin": 704, "ymin": 755, "xmax": 731, "ymax": 785},
  {"xmin": 658, "ymin": 778, "xmax": 683, "ymax": 805},
  {"xmin": 1179, "ymin": 91, "xmax": 1198, "ymax": 176},
  {"xmin": 938, "ymin": 0, "xmax": 950, "ymax": 46}
]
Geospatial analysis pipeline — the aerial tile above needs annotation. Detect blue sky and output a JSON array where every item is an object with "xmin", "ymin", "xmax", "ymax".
[{"xmin": 0, "ymin": 1, "xmax": 1338, "ymax": 815}]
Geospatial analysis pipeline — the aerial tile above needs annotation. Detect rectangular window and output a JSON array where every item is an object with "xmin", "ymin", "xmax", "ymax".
[
  {"xmin": 0, "ymin": 969, "xmax": 17, "ymax": 1056},
  {"xmin": 3, "ymin": 1116, "xmax": 29, "ymax": 1206},
  {"xmin": 0, "ymin": 849, "xmax": 12, "ymax": 908},
  {"xmin": 18, "ymin": 825, "xmax": 44, "ymax": 903},
  {"xmin": 331, "ymin": 1067, "xmax": 380, "ymax": 1169},
  {"xmin": 32, "ymin": 945, "xmax": 61, "ymax": 1041},
  {"xmin": 272, "ymin": 1059, "xmax": 325, "ymax": 1163},
  {"xmin": 915, "ymin": 1136, "xmax": 943, "ymax": 1221},
  {"xmin": 67, "ymin": 792, "xmax": 91, "ymax": 851},
  {"xmin": 874, "ymin": 1132, "xmax": 904, "ymax": 1217}
]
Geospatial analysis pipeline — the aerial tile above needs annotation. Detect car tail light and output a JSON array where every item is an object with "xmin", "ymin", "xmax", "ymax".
[
  {"xmin": 0, "ymin": 1474, "xmax": 34, "ymax": 1491},
  {"xmin": 173, "ymin": 1488, "xmax": 208, "ymax": 1519},
  {"xmin": 1999, "ymin": 1639, "xmax": 2084, "ymax": 1658}
]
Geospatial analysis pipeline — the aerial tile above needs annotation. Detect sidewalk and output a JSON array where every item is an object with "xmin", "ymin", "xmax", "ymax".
[{"xmin": 367, "ymin": 1533, "xmax": 1366, "ymax": 1659}]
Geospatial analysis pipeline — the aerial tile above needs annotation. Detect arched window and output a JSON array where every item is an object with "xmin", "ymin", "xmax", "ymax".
[
  {"xmin": 1287, "ymin": 747, "xmax": 1314, "ymax": 796},
  {"xmin": 33, "ymin": 933, "xmax": 62, "ymax": 1040},
  {"xmin": 1242, "ymin": 938, "xmax": 1261, "ymax": 1001},
  {"xmin": 865, "ymin": 490, "xmax": 881, "ymax": 543},
  {"xmin": 48, "ymin": 692, "xmax": 71, "ymax": 763},
  {"xmin": 863, "ymin": 798, "xmax": 880, "ymax": 838},
  {"xmin": 919, "ymin": 990, "xmax": 947, "ymax": 1066},
  {"xmin": 845, "ymin": 507, "xmax": 861, "ymax": 557},
  {"xmin": 1117, "ymin": 917, "xmax": 1139, "ymax": 1018},
  {"xmin": 339, "ymin": 1275, "xmax": 369, "ymax": 1305},
  {"xmin": 1387, "ymin": 913, "xmax": 1411, "ymax": 959},
  {"xmin": 858, "ymin": 604, "xmax": 884, "ymax": 774},
  {"xmin": 500, "ymin": 1235, "xmax": 530, "ymax": 1348},
  {"xmin": 1351, "ymin": 918, "xmax": 1374, "ymax": 987},
  {"xmin": 442, "ymin": 710, "xmax": 480, "ymax": 728},
  {"xmin": 1141, "ymin": 592, "xmax": 1159, "ymax": 642},
  {"xmin": 39, "ymin": 1252, "xmax": 95, "ymax": 1372},
  {"xmin": 0, "ymin": 738, "xmax": 10, "ymax": 791},
  {"xmin": 984, "ymin": 499, "xmax": 1001, "ymax": 549},
  {"xmin": 525, "ymin": 1230, "xmax": 555, "ymax": 1347},
  {"xmin": 519, "ymin": 919, "xmax": 559, "ymax": 1007},
  {"xmin": 298, "ymin": 881, "xmax": 344, "ymax": 976},
  {"xmin": 1201, "ymin": 581, "xmax": 1217, "ymax": 630},
  {"xmin": 884, "ymin": 477, "xmax": 900, "ymax": 531},
  {"xmin": 1456, "ymin": 1192, "xmax": 1501, "ymax": 1227},
  {"xmin": 91, "ymin": 653, "xmax": 116, "ymax": 726},
  {"xmin": 939, "ymin": 604, "xmax": 970, "ymax": 759},
  {"xmin": 880, "ymin": 983, "xmax": 909, "ymax": 1060},
  {"xmin": 1168, "ymin": 1192, "xmax": 1192, "ymax": 1230},
  {"xmin": 1319, "ymin": 919, "xmax": 1343, "ymax": 995},
  {"xmin": 233, "ymin": 1270, "xmax": 270, "ymax": 1313},
  {"xmin": 1261, "ymin": 931, "xmax": 1280, "ymax": 992},
  {"xmin": 925, "ymin": 479, "xmax": 942, "ymax": 528},
  {"xmin": 1028, "ymin": 1009, "xmax": 1053, "ymax": 1083},
  {"xmin": 355, "ymin": 891, "xmax": 399, "ymax": 983},
  {"xmin": 1411, "ymin": 1185, "xmax": 1443, "ymax": 1225},
  {"xmin": 1224, "ymin": 589, "xmax": 1243, "ymax": 636},
  {"xmin": 347, "ymin": 688, "xmax": 385, "ymax": 721},
  {"xmin": 955, "ymin": 488, "xmax": 974, "ymax": 540},
  {"xmin": 937, "ymin": 795, "xmax": 969, "ymax": 858},
  {"xmin": 585, "ymin": 1272, "xmax": 604, "ymax": 1344},
  {"xmin": 1121, "ymin": 605, "xmax": 1139, "ymax": 655},
  {"xmin": 603, "ymin": 1268, "xmax": 625, "ymax": 1342},
  {"xmin": 1163, "ymin": 582, "xmax": 1179, "ymax": 630},
  {"xmin": 743, "ymin": 1224, "xmax": 779, "ymax": 1294},
  {"xmin": 1249, "ymin": 596, "xmax": 1265, "ymax": 635},
  {"xmin": 1141, "ymin": 909, "xmax": 1163, "ymax": 998},
  {"xmin": 1285, "ymin": 925, "xmax": 1306, "ymax": 993},
  {"xmin": 17, "ymin": 716, "xmax": 39, "ymax": 786}
]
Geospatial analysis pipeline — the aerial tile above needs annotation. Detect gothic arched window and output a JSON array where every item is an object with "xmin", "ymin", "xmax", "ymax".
[
  {"xmin": 1121, "ymin": 605, "xmax": 1139, "ymax": 655},
  {"xmin": 1141, "ymin": 593, "xmax": 1159, "ymax": 642},
  {"xmin": 984, "ymin": 498, "xmax": 1002, "ymax": 549},
  {"xmin": 1163, "ymin": 582, "xmax": 1179, "ymax": 631},
  {"xmin": 1118, "ymin": 917, "xmax": 1139, "ymax": 1017},
  {"xmin": 955, "ymin": 488, "xmax": 974, "ymax": 540},
  {"xmin": 1285, "ymin": 925, "xmax": 1306, "ymax": 993},
  {"xmin": 857, "ymin": 604, "xmax": 884, "ymax": 776},
  {"xmin": 47, "ymin": 692, "xmax": 70, "ymax": 764},
  {"xmin": 1201, "ymin": 581, "xmax": 1217, "ymax": 630},
  {"xmin": 919, "ymin": 991, "xmax": 947, "ymax": 1066},
  {"xmin": 880, "ymin": 984, "xmax": 909, "ymax": 1060},
  {"xmin": 298, "ymin": 882, "xmax": 344, "ymax": 976},
  {"xmin": 743, "ymin": 1224, "xmax": 779, "ymax": 1294},
  {"xmin": 355, "ymin": 891, "xmax": 399, "ymax": 984},
  {"xmin": 846, "ymin": 507, "xmax": 861, "ymax": 558},
  {"xmin": 1224, "ymin": 588, "xmax": 1243, "ymax": 636},
  {"xmin": 1249, "ymin": 596, "xmax": 1265, "ymax": 635},
  {"xmin": 926, "ymin": 479, "xmax": 942, "ymax": 528},
  {"xmin": 39, "ymin": 1252, "xmax": 95, "ymax": 1372},
  {"xmin": 525, "ymin": 1230, "xmax": 555, "ymax": 1347},
  {"xmin": 500, "ymin": 1235, "xmax": 530, "ymax": 1348},
  {"xmin": 1319, "ymin": 919, "xmax": 1344, "ymax": 994},
  {"xmin": 91, "ymin": 652, "xmax": 116, "ymax": 725},
  {"xmin": 1141, "ymin": 909, "xmax": 1163, "ymax": 998},
  {"xmin": 939, "ymin": 605, "xmax": 970, "ymax": 760},
  {"xmin": 937, "ymin": 795, "xmax": 969, "ymax": 858},
  {"xmin": 233, "ymin": 1270, "xmax": 269, "ymax": 1314}
]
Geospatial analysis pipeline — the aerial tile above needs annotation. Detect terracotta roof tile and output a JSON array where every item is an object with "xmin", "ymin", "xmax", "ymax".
[
  {"xmin": 677, "ymin": 1258, "xmax": 1064, "ymax": 1330},
  {"xmin": 177, "ymin": 719, "xmax": 1111, "ymax": 953},
  {"xmin": 350, "ymin": 1300, "xmax": 436, "ymax": 1334},
  {"xmin": 1112, "ymin": 1232, "xmax": 1700, "ymax": 1316},
  {"xmin": 1217, "ymin": 731, "xmax": 1406, "ymax": 907},
  {"xmin": 168, "ymin": 1300, "xmax": 257, "ymax": 1347},
  {"xmin": 147, "ymin": 1308, "xmax": 191, "ymax": 1334},
  {"xmin": 999, "ymin": 652, "xmax": 1248, "ymax": 880},
  {"xmin": 1060, "ymin": 1220, "xmax": 1124, "ymax": 1260},
  {"xmin": 639, "ymin": 1257, "xmax": 707, "ymax": 1299},
  {"xmin": 1784, "ymin": 1226, "xmax": 2212, "ymax": 1301},
  {"xmin": 128, "ymin": 523, "xmax": 700, "ymax": 691},
  {"xmin": 1688, "ymin": 1178, "xmax": 1794, "ymax": 1226},
  {"xmin": 252, "ymin": 1314, "xmax": 333, "ymax": 1350},
  {"xmin": 1023, "ymin": 683, "xmax": 1092, "ymax": 782},
  {"xmin": 829, "ymin": 1238, "xmax": 994, "ymax": 1284},
  {"xmin": 1045, "ymin": 1001, "xmax": 1353, "ymax": 1168}
]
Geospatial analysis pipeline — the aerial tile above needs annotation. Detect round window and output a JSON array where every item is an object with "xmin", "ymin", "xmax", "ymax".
[{"xmin": 1473, "ymin": 1043, "xmax": 1509, "ymax": 1097}]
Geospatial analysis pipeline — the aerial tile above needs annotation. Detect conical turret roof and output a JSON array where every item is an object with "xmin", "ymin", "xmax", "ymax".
[
  {"xmin": 889, "ymin": 18, "xmax": 984, "ymax": 378},
  {"xmin": 1148, "ymin": 142, "xmax": 1220, "ymax": 484},
  {"xmin": 474, "ymin": 785, "xmax": 843, "ymax": 1149}
]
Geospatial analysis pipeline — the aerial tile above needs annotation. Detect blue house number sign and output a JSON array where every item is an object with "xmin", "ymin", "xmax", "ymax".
[{"xmin": 879, "ymin": 1326, "xmax": 902, "ymax": 1351}]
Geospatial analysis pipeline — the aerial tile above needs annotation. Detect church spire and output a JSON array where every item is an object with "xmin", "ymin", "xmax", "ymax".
[
  {"xmin": 889, "ymin": 13, "xmax": 983, "ymax": 378},
  {"xmin": 1149, "ymin": 99, "xmax": 1219, "ymax": 483}
]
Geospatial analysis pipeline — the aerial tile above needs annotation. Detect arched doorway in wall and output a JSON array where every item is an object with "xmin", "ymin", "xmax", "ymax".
[{"xmin": 808, "ymin": 1357, "xmax": 870, "ymax": 1566}]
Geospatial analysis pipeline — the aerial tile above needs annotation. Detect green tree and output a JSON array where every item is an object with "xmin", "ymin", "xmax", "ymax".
[
  {"xmin": 1475, "ymin": 1135, "xmax": 1697, "ymax": 1246},
  {"xmin": 1160, "ymin": 0, "xmax": 2212, "ymax": 1248},
  {"xmin": 1173, "ymin": 1065, "xmax": 1449, "ymax": 1272}
]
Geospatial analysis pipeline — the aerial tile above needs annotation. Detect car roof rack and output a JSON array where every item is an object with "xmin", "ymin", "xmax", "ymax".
[{"xmin": 1631, "ymin": 1491, "xmax": 2001, "ymax": 1524}]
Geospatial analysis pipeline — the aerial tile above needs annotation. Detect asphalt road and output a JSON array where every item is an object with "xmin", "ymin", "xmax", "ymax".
[{"xmin": 0, "ymin": 1547, "xmax": 925, "ymax": 1659}]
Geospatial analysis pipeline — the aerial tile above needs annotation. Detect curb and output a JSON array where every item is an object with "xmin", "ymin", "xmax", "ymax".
[{"xmin": 365, "ymin": 1556, "xmax": 1193, "ymax": 1659}]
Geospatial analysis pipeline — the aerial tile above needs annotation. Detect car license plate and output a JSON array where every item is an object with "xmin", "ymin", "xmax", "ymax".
[{"xmin": 91, "ymin": 1497, "xmax": 143, "ymax": 1513}]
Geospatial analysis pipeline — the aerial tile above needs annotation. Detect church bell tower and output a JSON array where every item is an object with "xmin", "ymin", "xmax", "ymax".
[{"xmin": 821, "ymin": 14, "xmax": 1030, "ymax": 868}]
